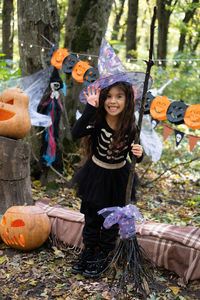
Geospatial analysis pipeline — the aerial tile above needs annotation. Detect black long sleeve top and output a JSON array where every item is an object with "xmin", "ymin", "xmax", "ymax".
[{"xmin": 72, "ymin": 103, "xmax": 143, "ymax": 167}]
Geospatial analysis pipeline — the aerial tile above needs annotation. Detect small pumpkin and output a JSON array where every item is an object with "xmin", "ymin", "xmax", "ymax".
[
  {"xmin": 0, "ymin": 206, "xmax": 51, "ymax": 251},
  {"xmin": 62, "ymin": 54, "xmax": 79, "ymax": 74},
  {"xmin": 184, "ymin": 104, "xmax": 200, "ymax": 129},
  {"xmin": 150, "ymin": 96, "xmax": 171, "ymax": 120},
  {"xmin": 136, "ymin": 91, "xmax": 155, "ymax": 114},
  {"xmin": 72, "ymin": 61, "xmax": 91, "ymax": 83},
  {"xmin": 0, "ymin": 88, "xmax": 31, "ymax": 139},
  {"xmin": 167, "ymin": 101, "xmax": 188, "ymax": 125},
  {"xmin": 51, "ymin": 48, "xmax": 69, "ymax": 69},
  {"xmin": 83, "ymin": 67, "xmax": 99, "ymax": 86}
]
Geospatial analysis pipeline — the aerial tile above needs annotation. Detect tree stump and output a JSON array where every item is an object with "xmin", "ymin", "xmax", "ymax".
[{"xmin": 0, "ymin": 136, "xmax": 33, "ymax": 214}]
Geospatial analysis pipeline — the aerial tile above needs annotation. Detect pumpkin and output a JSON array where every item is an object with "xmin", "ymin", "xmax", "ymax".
[
  {"xmin": 0, "ymin": 206, "xmax": 51, "ymax": 251},
  {"xmin": 166, "ymin": 101, "xmax": 188, "ymax": 125},
  {"xmin": 0, "ymin": 88, "xmax": 31, "ymax": 139},
  {"xmin": 184, "ymin": 104, "xmax": 200, "ymax": 129},
  {"xmin": 51, "ymin": 48, "xmax": 69, "ymax": 69},
  {"xmin": 62, "ymin": 54, "xmax": 79, "ymax": 74},
  {"xmin": 150, "ymin": 96, "xmax": 171, "ymax": 120},
  {"xmin": 83, "ymin": 67, "xmax": 99, "ymax": 86},
  {"xmin": 136, "ymin": 91, "xmax": 155, "ymax": 114},
  {"xmin": 72, "ymin": 61, "xmax": 91, "ymax": 83}
]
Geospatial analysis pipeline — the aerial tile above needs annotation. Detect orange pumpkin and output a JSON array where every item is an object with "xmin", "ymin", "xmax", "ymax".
[
  {"xmin": 51, "ymin": 48, "xmax": 69, "ymax": 69},
  {"xmin": 0, "ymin": 88, "xmax": 31, "ymax": 139},
  {"xmin": 0, "ymin": 206, "xmax": 51, "ymax": 251},
  {"xmin": 72, "ymin": 61, "xmax": 91, "ymax": 83},
  {"xmin": 150, "ymin": 96, "xmax": 171, "ymax": 120},
  {"xmin": 184, "ymin": 104, "xmax": 200, "ymax": 129}
]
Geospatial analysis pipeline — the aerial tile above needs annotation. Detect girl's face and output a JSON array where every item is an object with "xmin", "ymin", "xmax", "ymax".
[{"xmin": 104, "ymin": 86, "xmax": 126, "ymax": 117}]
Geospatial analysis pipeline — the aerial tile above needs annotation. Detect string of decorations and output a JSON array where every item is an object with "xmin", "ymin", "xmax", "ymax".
[
  {"xmin": 136, "ymin": 92, "xmax": 200, "ymax": 151},
  {"xmin": 136, "ymin": 92, "xmax": 200, "ymax": 130},
  {"xmin": 18, "ymin": 39, "xmax": 200, "ymax": 64},
  {"xmin": 162, "ymin": 124, "xmax": 200, "ymax": 152},
  {"xmin": 18, "ymin": 37, "xmax": 200, "ymax": 152}
]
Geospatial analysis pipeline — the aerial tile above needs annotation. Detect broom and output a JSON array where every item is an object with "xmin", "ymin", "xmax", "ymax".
[{"xmin": 98, "ymin": 7, "xmax": 157, "ymax": 297}]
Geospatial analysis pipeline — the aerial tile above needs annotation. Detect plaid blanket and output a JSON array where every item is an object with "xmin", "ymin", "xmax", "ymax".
[
  {"xmin": 35, "ymin": 199, "xmax": 200, "ymax": 282},
  {"xmin": 136, "ymin": 221, "xmax": 200, "ymax": 282}
]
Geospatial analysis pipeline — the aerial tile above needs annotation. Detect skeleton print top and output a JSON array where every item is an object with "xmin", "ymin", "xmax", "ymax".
[{"xmin": 72, "ymin": 104, "xmax": 142, "ymax": 166}]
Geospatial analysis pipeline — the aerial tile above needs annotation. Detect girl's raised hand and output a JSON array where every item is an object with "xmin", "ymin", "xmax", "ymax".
[
  {"xmin": 83, "ymin": 86, "xmax": 101, "ymax": 107},
  {"xmin": 131, "ymin": 143, "xmax": 143, "ymax": 158}
]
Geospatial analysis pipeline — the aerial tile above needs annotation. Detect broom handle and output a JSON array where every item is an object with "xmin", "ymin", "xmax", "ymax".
[{"xmin": 125, "ymin": 7, "xmax": 157, "ymax": 205}]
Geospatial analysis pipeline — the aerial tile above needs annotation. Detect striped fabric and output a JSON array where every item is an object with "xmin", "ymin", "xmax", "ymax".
[
  {"xmin": 136, "ymin": 221, "xmax": 200, "ymax": 282},
  {"xmin": 35, "ymin": 199, "xmax": 200, "ymax": 282}
]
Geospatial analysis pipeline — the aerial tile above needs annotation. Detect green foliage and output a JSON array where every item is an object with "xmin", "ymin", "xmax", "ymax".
[
  {"xmin": 0, "ymin": 57, "xmax": 21, "ymax": 82},
  {"xmin": 151, "ymin": 62, "xmax": 200, "ymax": 105}
]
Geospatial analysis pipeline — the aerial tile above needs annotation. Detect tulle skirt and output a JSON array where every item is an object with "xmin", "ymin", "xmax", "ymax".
[{"xmin": 72, "ymin": 157, "xmax": 138, "ymax": 213}]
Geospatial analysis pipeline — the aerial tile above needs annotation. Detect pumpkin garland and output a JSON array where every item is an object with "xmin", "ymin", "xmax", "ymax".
[
  {"xmin": 136, "ymin": 92, "xmax": 200, "ymax": 130},
  {"xmin": 49, "ymin": 47, "xmax": 99, "ymax": 86}
]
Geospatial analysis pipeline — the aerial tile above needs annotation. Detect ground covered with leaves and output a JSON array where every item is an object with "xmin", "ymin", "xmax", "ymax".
[
  {"xmin": 0, "ymin": 137, "xmax": 200, "ymax": 299},
  {"xmin": 0, "ymin": 172, "xmax": 200, "ymax": 300}
]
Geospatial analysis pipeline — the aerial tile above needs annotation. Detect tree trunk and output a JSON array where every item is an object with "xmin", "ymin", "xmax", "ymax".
[
  {"xmin": 64, "ymin": 0, "xmax": 114, "ymax": 126},
  {"xmin": 17, "ymin": 0, "xmax": 59, "ymax": 76},
  {"xmin": 156, "ymin": 0, "xmax": 174, "ymax": 67},
  {"xmin": 17, "ymin": 0, "xmax": 60, "ymax": 181},
  {"xmin": 111, "ymin": 0, "xmax": 126, "ymax": 41},
  {"xmin": 0, "ymin": 137, "xmax": 33, "ymax": 215},
  {"xmin": 178, "ymin": 0, "xmax": 199, "ymax": 52},
  {"xmin": 126, "ymin": 0, "xmax": 138, "ymax": 59},
  {"xmin": 2, "ymin": 0, "xmax": 14, "ymax": 60}
]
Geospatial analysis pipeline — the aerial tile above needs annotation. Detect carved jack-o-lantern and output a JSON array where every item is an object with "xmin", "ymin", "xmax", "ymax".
[
  {"xmin": 150, "ymin": 96, "xmax": 171, "ymax": 120},
  {"xmin": 72, "ymin": 61, "xmax": 91, "ymax": 83},
  {"xmin": 184, "ymin": 104, "xmax": 200, "ymax": 129},
  {"xmin": 0, "ymin": 88, "xmax": 31, "ymax": 139},
  {"xmin": 83, "ymin": 68, "xmax": 99, "ymax": 86},
  {"xmin": 0, "ymin": 206, "xmax": 51, "ymax": 251},
  {"xmin": 51, "ymin": 48, "xmax": 69, "ymax": 69}
]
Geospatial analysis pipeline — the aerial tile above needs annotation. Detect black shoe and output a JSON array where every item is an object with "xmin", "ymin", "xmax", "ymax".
[
  {"xmin": 82, "ymin": 249, "xmax": 110, "ymax": 278},
  {"xmin": 71, "ymin": 247, "xmax": 95, "ymax": 274}
]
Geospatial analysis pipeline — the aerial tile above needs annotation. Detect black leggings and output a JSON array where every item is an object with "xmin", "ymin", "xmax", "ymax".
[{"xmin": 82, "ymin": 205, "xmax": 119, "ymax": 251}]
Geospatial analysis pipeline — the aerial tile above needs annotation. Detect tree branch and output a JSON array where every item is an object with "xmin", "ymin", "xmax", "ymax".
[
  {"xmin": 141, "ymin": 156, "xmax": 200, "ymax": 186},
  {"xmin": 125, "ymin": 6, "xmax": 156, "ymax": 205}
]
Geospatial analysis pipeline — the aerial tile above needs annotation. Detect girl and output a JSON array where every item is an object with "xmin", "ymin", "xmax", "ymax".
[{"xmin": 71, "ymin": 80, "xmax": 143, "ymax": 278}]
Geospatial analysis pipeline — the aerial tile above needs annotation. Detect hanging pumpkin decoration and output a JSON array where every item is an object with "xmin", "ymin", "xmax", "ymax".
[
  {"xmin": 0, "ymin": 88, "xmax": 31, "ymax": 139},
  {"xmin": 0, "ymin": 206, "xmax": 51, "ymax": 251},
  {"xmin": 62, "ymin": 55, "xmax": 79, "ymax": 74},
  {"xmin": 83, "ymin": 67, "xmax": 99, "ymax": 86},
  {"xmin": 150, "ymin": 95, "xmax": 171, "ymax": 120},
  {"xmin": 167, "ymin": 101, "xmax": 188, "ymax": 125},
  {"xmin": 184, "ymin": 104, "xmax": 200, "ymax": 129},
  {"xmin": 136, "ymin": 91, "xmax": 155, "ymax": 114},
  {"xmin": 72, "ymin": 61, "xmax": 91, "ymax": 83},
  {"xmin": 51, "ymin": 48, "xmax": 69, "ymax": 69}
]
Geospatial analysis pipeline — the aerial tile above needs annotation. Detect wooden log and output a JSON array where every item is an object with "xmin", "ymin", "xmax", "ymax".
[{"xmin": 0, "ymin": 136, "xmax": 33, "ymax": 214}]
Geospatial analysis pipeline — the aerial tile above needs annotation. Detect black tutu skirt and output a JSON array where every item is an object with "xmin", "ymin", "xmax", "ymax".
[{"xmin": 72, "ymin": 157, "xmax": 139, "ymax": 213}]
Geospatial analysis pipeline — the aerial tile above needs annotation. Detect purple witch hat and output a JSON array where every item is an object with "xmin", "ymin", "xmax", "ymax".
[{"xmin": 79, "ymin": 38, "xmax": 153, "ymax": 103}]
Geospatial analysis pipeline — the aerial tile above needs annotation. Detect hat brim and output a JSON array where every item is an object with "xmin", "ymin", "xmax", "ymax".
[{"xmin": 79, "ymin": 72, "xmax": 153, "ymax": 104}]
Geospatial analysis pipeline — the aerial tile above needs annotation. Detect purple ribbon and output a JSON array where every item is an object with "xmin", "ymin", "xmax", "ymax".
[{"xmin": 98, "ymin": 204, "xmax": 143, "ymax": 239}]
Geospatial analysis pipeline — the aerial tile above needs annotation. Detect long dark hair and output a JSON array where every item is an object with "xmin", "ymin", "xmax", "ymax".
[{"xmin": 81, "ymin": 81, "xmax": 136, "ymax": 160}]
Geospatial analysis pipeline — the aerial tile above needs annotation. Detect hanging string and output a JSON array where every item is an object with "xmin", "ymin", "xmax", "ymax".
[{"xmin": 18, "ymin": 39, "xmax": 200, "ymax": 64}]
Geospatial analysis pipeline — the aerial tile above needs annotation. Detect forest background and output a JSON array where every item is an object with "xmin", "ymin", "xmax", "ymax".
[{"xmin": 0, "ymin": 1, "xmax": 200, "ymax": 299}]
